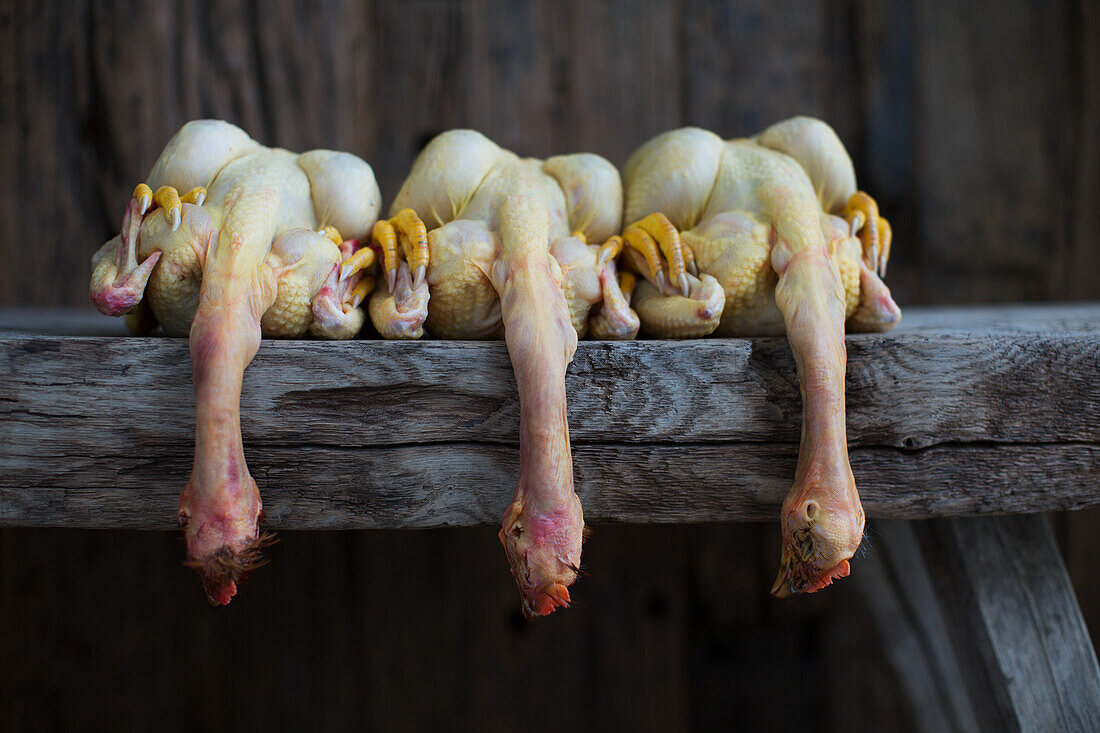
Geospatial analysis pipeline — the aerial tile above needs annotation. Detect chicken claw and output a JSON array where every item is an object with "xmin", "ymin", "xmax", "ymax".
[
  {"xmin": 367, "ymin": 261, "xmax": 429, "ymax": 339},
  {"xmin": 133, "ymin": 183, "xmax": 153, "ymax": 214},
  {"xmin": 360, "ymin": 209, "xmax": 430, "ymax": 339},
  {"xmin": 624, "ymin": 212, "xmax": 694, "ymax": 296},
  {"xmin": 339, "ymin": 242, "xmax": 376, "ymax": 282},
  {"xmin": 844, "ymin": 191, "xmax": 891, "ymax": 277},
  {"xmin": 139, "ymin": 184, "xmax": 207, "ymax": 230},
  {"xmin": 618, "ymin": 270, "xmax": 636, "ymax": 299},
  {"xmin": 596, "ymin": 233, "xmax": 622, "ymax": 265},
  {"xmin": 619, "ymin": 215, "xmax": 724, "ymax": 338},
  {"xmin": 373, "ymin": 208, "xmax": 429, "ymax": 291},
  {"xmin": 318, "ymin": 224, "xmax": 343, "ymax": 246}
]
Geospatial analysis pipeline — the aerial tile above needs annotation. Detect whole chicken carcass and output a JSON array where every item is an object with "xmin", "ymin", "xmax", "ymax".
[
  {"xmin": 90, "ymin": 120, "xmax": 381, "ymax": 604},
  {"xmin": 620, "ymin": 117, "xmax": 901, "ymax": 597},
  {"xmin": 344, "ymin": 130, "xmax": 638, "ymax": 617}
]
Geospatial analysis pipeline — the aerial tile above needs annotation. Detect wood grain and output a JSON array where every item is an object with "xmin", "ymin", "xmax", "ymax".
[
  {"xmin": 912, "ymin": 516, "xmax": 1100, "ymax": 731},
  {"xmin": 858, "ymin": 516, "xmax": 1100, "ymax": 732},
  {"xmin": 1, "ymin": 304, "xmax": 1097, "ymax": 528}
]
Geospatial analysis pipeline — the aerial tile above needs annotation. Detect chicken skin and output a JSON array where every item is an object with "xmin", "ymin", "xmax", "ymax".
[
  {"xmin": 90, "ymin": 120, "xmax": 381, "ymax": 604},
  {"xmin": 347, "ymin": 130, "xmax": 637, "ymax": 617},
  {"xmin": 620, "ymin": 117, "xmax": 901, "ymax": 597}
]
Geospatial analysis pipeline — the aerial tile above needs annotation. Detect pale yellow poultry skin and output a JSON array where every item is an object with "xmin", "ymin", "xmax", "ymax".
[
  {"xmin": 90, "ymin": 120, "xmax": 381, "ymax": 604},
  {"xmin": 620, "ymin": 117, "xmax": 901, "ymax": 597},
  {"xmin": 361, "ymin": 130, "xmax": 638, "ymax": 617}
]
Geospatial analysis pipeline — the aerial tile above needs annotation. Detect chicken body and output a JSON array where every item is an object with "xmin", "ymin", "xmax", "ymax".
[
  {"xmin": 90, "ymin": 120, "xmax": 381, "ymax": 603},
  {"xmin": 374, "ymin": 130, "xmax": 637, "ymax": 616},
  {"xmin": 621, "ymin": 117, "xmax": 901, "ymax": 596}
]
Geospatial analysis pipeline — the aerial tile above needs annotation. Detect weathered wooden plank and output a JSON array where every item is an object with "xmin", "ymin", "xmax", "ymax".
[
  {"xmin": 5, "ymin": 301, "xmax": 1100, "ymax": 337},
  {"xmin": 884, "ymin": 302, "xmax": 1100, "ymax": 334},
  {"xmin": 2, "ymin": 317, "xmax": 1097, "ymax": 448},
  {"xmin": 1, "ymin": 304, "xmax": 1098, "ymax": 527},
  {"xmin": 1, "ymin": 442, "xmax": 1097, "ymax": 529},
  {"xmin": 904, "ymin": 515, "xmax": 1100, "ymax": 732}
]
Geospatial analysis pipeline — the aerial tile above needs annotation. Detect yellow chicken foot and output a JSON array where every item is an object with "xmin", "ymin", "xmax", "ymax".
[
  {"xmin": 318, "ymin": 225, "xmax": 342, "ymax": 246},
  {"xmin": 350, "ymin": 276, "xmax": 374, "ymax": 308},
  {"xmin": 368, "ymin": 262, "xmax": 429, "ymax": 339},
  {"xmin": 372, "ymin": 220, "xmax": 397, "ymax": 290},
  {"xmin": 373, "ymin": 208, "xmax": 429, "ymax": 292},
  {"xmin": 154, "ymin": 186, "xmax": 182, "ymax": 230},
  {"xmin": 877, "ymin": 218, "xmax": 892, "ymax": 277},
  {"xmin": 619, "ymin": 270, "xmax": 636, "ymax": 301},
  {"xmin": 624, "ymin": 212, "xmax": 691, "ymax": 296},
  {"xmin": 339, "ymin": 243, "xmax": 376, "ymax": 282},
  {"xmin": 327, "ymin": 223, "xmax": 375, "ymax": 285},
  {"xmin": 844, "ymin": 191, "xmax": 890, "ymax": 277},
  {"xmin": 596, "ymin": 234, "xmax": 622, "ymax": 265},
  {"xmin": 181, "ymin": 186, "xmax": 206, "ymax": 206},
  {"xmin": 624, "ymin": 227, "xmax": 665, "ymax": 290},
  {"xmin": 133, "ymin": 183, "xmax": 153, "ymax": 214},
  {"xmin": 147, "ymin": 184, "xmax": 207, "ymax": 231},
  {"xmin": 621, "ymin": 215, "xmax": 723, "ymax": 337},
  {"xmin": 681, "ymin": 240, "xmax": 698, "ymax": 276}
]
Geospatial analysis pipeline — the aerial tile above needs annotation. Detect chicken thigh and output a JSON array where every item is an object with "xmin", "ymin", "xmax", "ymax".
[
  {"xmin": 90, "ymin": 120, "xmax": 381, "ymax": 604},
  {"xmin": 620, "ymin": 117, "xmax": 901, "ymax": 596},
  {"xmin": 345, "ymin": 130, "xmax": 637, "ymax": 617}
]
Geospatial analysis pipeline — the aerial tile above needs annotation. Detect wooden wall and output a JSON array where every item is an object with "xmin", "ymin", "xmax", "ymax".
[{"xmin": 0, "ymin": 0, "xmax": 1097, "ymax": 730}]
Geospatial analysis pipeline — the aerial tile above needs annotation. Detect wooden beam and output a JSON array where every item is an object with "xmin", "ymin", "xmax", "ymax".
[
  {"xmin": 0, "ymin": 304, "xmax": 1097, "ymax": 528},
  {"xmin": 861, "ymin": 516, "xmax": 1100, "ymax": 732}
]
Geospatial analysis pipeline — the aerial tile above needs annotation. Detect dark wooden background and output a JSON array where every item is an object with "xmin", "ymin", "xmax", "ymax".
[{"xmin": 1, "ymin": 0, "xmax": 1097, "ymax": 730}]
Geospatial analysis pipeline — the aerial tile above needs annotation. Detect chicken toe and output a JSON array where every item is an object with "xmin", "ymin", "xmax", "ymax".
[
  {"xmin": 89, "ymin": 196, "xmax": 162, "ymax": 316},
  {"xmin": 365, "ymin": 209, "xmax": 431, "ymax": 339}
]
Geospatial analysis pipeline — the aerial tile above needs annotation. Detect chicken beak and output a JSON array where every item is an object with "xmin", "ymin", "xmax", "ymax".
[
  {"xmin": 770, "ymin": 551, "xmax": 852, "ymax": 598},
  {"xmin": 770, "ymin": 551, "xmax": 796, "ymax": 598}
]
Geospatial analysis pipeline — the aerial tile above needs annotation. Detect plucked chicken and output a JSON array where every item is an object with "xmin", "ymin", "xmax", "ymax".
[
  {"xmin": 90, "ymin": 120, "xmax": 381, "ymax": 604},
  {"xmin": 619, "ymin": 117, "xmax": 901, "ymax": 596},
  {"xmin": 343, "ymin": 130, "xmax": 638, "ymax": 617}
]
